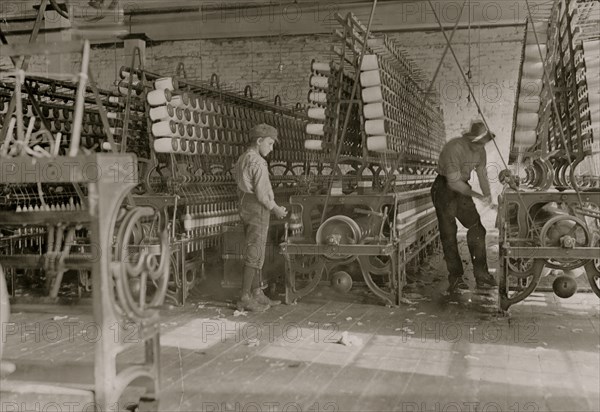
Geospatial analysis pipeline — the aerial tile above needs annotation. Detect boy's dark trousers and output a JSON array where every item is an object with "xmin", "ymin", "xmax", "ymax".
[
  {"xmin": 238, "ymin": 193, "xmax": 270, "ymax": 292},
  {"xmin": 430, "ymin": 175, "xmax": 489, "ymax": 281}
]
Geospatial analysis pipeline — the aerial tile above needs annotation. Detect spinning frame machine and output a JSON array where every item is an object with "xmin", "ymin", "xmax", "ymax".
[
  {"xmin": 0, "ymin": 1, "xmax": 164, "ymax": 406},
  {"xmin": 280, "ymin": 11, "xmax": 446, "ymax": 306},
  {"xmin": 0, "ymin": 40, "xmax": 315, "ymax": 308},
  {"xmin": 499, "ymin": 0, "xmax": 600, "ymax": 310}
]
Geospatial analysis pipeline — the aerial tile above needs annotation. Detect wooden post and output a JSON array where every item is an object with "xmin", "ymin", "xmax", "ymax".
[{"xmin": 43, "ymin": 3, "xmax": 71, "ymax": 75}]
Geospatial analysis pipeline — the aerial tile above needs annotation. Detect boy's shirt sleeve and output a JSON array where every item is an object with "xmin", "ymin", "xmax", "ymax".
[
  {"xmin": 241, "ymin": 152, "xmax": 276, "ymax": 211},
  {"xmin": 252, "ymin": 158, "xmax": 277, "ymax": 210}
]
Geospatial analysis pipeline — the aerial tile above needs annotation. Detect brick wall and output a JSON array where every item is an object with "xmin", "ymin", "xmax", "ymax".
[
  {"xmin": 86, "ymin": 27, "xmax": 523, "ymax": 139},
  {"xmin": 386, "ymin": 27, "xmax": 525, "ymax": 204},
  {"xmin": 94, "ymin": 27, "xmax": 521, "ymax": 201}
]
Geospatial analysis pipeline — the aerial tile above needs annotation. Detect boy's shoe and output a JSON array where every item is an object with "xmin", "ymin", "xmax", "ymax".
[
  {"xmin": 237, "ymin": 294, "xmax": 269, "ymax": 312},
  {"xmin": 475, "ymin": 273, "xmax": 498, "ymax": 289},
  {"xmin": 253, "ymin": 288, "xmax": 281, "ymax": 306},
  {"xmin": 447, "ymin": 276, "xmax": 469, "ymax": 294}
]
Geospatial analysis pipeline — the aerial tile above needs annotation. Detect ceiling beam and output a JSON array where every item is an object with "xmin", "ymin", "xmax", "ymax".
[{"xmin": 1, "ymin": 1, "xmax": 555, "ymax": 42}]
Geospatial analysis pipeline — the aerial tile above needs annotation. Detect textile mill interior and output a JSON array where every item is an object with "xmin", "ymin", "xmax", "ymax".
[{"xmin": 0, "ymin": 1, "xmax": 599, "ymax": 411}]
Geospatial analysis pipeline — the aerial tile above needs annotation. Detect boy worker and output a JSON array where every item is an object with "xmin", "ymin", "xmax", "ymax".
[
  {"xmin": 234, "ymin": 124, "xmax": 288, "ymax": 312},
  {"xmin": 431, "ymin": 119, "xmax": 498, "ymax": 294}
]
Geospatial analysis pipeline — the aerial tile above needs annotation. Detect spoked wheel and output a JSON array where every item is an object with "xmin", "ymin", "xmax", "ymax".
[
  {"xmin": 112, "ymin": 206, "xmax": 170, "ymax": 319},
  {"xmin": 540, "ymin": 215, "xmax": 591, "ymax": 271}
]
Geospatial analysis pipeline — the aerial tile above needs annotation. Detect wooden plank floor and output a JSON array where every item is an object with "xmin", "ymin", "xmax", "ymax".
[{"xmin": 2, "ymin": 234, "xmax": 599, "ymax": 412}]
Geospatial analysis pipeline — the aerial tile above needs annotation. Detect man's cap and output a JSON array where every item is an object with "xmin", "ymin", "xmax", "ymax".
[
  {"xmin": 250, "ymin": 123, "xmax": 279, "ymax": 142},
  {"xmin": 463, "ymin": 119, "xmax": 495, "ymax": 142}
]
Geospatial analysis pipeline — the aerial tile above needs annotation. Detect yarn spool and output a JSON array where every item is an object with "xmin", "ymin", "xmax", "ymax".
[
  {"xmin": 155, "ymin": 77, "xmax": 176, "ymax": 90},
  {"xmin": 169, "ymin": 95, "xmax": 184, "ymax": 108},
  {"xmin": 147, "ymin": 88, "xmax": 171, "ymax": 106},
  {"xmin": 367, "ymin": 135, "xmax": 391, "ymax": 152},
  {"xmin": 360, "ymin": 54, "xmax": 379, "ymax": 71},
  {"xmin": 308, "ymin": 107, "xmax": 326, "ymax": 120},
  {"xmin": 309, "ymin": 75, "xmax": 329, "ymax": 89},
  {"xmin": 525, "ymin": 44, "xmax": 547, "ymax": 60},
  {"xmin": 117, "ymin": 79, "xmax": 141, "ymax": 96},
  {"xmin": 522, "ymin": 62, "xmax": 544, "ymax": 78},
  {"xmin": 360, "ymin": 70, "xmax": 381, "ymax": 87},
  {"xmin": 154, "ymin": 137, "xmax": 178, "ymax": 153},
  {"xmin": 363, "ymin": 103, "xmax": 384, "ymax": 119},
  {"xmin": 311, "ymin": 61, "xmax": 330, "ymax": 73},
  {"xmin": 516, "ymin": 113, "xmax": 539, "ymax": 129},
  {"xmin": 584, "ymin": 56, "xmax": 600, "ymax": 71},
  {"xmin": 518, "ymin": 96, "xmax": 541, "ymax": 113},
  {"xmin": 308, "ymin": 91, "xmax": 328, "ymax": 104},
  {"xmin": 306, "ymin": 123, "xmax": 325, "ymax": 136},
  {"xmin": 149, "ymin": 105, "xmax": 175, "ymax": 121},
  {"xmin": 304, "ymin": 139, "xmax": 323, "ymax": 151},
  {"xmin": 513, "ymin": 130, "xmax": 537, "ymax": 148},
  {"xmin": 520, "ymin": 79, "xmax": 543, "ymax": 94},
  {"xmin": 365, "ymin": 119, "xmax": 386, "ymax": 135},
  {"xmin": 362, "ymin": 86, "xmax": 383, "ymax": 103},
  {"xmin": 152, "ymin": 120, "xmax": 178, "ymax": 137}
]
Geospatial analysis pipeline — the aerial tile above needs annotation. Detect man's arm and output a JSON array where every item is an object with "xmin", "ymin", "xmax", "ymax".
[
  {"xmin": 476, "ymin": 165, "xmax": 491, "ymax": 198},
  {"xmin": 475, "ymin": 149, "xmax": 492, "ymax": 199},
  {"xmin": 446, "ymin": 169, "xmax": 484, "ymax": 199}
]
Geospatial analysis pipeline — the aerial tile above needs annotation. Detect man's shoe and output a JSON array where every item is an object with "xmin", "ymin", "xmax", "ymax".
[
  {"xmin": 253, "ymin": 288, "xmax": 281, "ymax": 306},
  {"xmin": 237, "ymin": 294, "xmax": 269, "ymax": 312},
  {"xmin": 447, "ymin": 276, "xmax": 469, "ymax": 294},
  {"xmin": 475, "ymin": 273, "xmax": 497, "ymax": 289}
]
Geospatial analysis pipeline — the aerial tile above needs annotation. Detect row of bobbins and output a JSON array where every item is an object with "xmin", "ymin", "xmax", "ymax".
[
  {"xmin": 378, "ymin": 51, "xmax": 446, "ymax": 157},
  {"xmin": 0, "ymin": 79, "xmax": 146, "ymax": 153},
  {"xmin": 148, "ymin": 78, "xmax": 306, "ymax": 153},
  {"xmin": 513, "ymin": 20, "xmax": 549, "ymax": 150},
  {"xmin": 581, "ymin": 40, "xmax": 599, "ymax": 138},
  {"xmin": 183, "ymin": 202, "xmax": 240, "ymax": 233},
  {"xmin": 361, "ymin": 54, "xmax": 444, "ymax": 159},
  {"xmin": 154, "ymin": 138, "xmax": 250, "ymax": 156},
  {"xmin": 361, "ymin": 55, "xmax": 395, "ymax": 154},
  {"xmin": 304, "ymin": 60, "xmax": 331, "ymax": 151}
]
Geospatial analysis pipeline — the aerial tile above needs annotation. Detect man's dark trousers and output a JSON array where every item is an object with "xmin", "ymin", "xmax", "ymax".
[{"xmin": 431, "ymin": 175, "xmax": 489, "ymax": 281}]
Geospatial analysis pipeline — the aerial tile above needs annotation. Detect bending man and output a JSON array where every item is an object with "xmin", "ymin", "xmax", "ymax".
[{"xmin": 431, "ymin": 119, "xmax": 498, "ymax": 293}]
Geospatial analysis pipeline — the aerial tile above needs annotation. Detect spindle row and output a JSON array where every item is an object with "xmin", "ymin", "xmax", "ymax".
[{"xmin": 360, "ymin": 53, "xmax": 444, "ymax": 161}]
